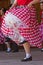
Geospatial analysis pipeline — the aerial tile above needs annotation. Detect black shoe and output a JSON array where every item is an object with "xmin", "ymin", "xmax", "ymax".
[{"xmin": 21, "ymin": 56, "xmax": 32, "ymax": 62}]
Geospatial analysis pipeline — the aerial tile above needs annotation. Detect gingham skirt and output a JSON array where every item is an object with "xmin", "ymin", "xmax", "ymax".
[
  {"xmin": 1, "ymin": 6, "xmax": 42, "ymax": 48},
  {"xmin": 39, "ymin": 22, "xmax": 43, "ymax": 42},
  {"xmin": 0, "ymin": 29, "xmax": 5, "ymax": 44}
]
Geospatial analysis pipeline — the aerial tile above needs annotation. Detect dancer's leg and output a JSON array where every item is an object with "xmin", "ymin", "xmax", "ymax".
[
  {"xmin": 5, "ymin": 37, "xmax": 11, "ymax": 52},
  {"xmin": 5, "ymin": 42, "xmax": 11, "ymax": 52},
  {"xmin": 21, "ymin": 42, "xmax": 32, "ymax": 61}
]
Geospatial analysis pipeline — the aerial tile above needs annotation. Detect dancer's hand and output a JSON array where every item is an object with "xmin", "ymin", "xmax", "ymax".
[{"xmin": 27, "ymin": 3, "xmax": 33, "ymax": 8}]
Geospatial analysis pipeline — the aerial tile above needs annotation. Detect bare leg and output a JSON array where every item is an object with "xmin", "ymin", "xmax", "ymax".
[
  {"xmin": 23, "ymin": 42, "xmax": 31, "ymax": 54},
  {"xmin": 21, "ymin": 42, "xmax": 32, "ymax": 61},
  {"xmin": 5, "ymin": 42, "xmax": 10, "ymax": 48},
  {"xmin": 5, "ymin": 42, "xmax": 11, "ymax": 52}
]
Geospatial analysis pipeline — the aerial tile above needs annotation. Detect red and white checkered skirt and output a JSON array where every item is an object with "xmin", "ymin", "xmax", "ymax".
[
  {"xmin": 0, "ymin": 29, "xmax": 5, "ymax": 44},
  {"xmin": 39, "ymin": 21, "xmax": 43, "ymax": 42},
  {"xmin": 1, "ymin": 6, "xmax": 42, "ymax": 48}
]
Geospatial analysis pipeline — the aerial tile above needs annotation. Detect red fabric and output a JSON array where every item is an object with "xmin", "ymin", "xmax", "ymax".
[
  {"xmin": 0, "ymin": 16, "xmax": 3, "ymax": 27},
  {"xmin": 40, "ymin": 10, "xmax": 43, "ymax": 20},
  {"xmin": 39, "ymin": 10, "xmax": 43, "ymax": 42},
  {"xmin": 1, "ymin": 6, "xmax": 42, "ymax": 48},
  {"xmin": 0, "ymin": 30, "xmax": 5, "ymax": 44},
  {"xmin": 17, "ymin": 0, "xmax": 33, "ymax": 5},
  {"xmin": 0, "ymin": 16, "xmax": 5, "ymax": 44},
  {"xmin": 0, "ymin": 16, "xmax": 2, "ymax": 22}
]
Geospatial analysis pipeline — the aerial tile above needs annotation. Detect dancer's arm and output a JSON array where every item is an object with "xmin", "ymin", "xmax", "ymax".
[
  {"xmin": 27, "ymin": 0, "xmax": 39, "ymax": 8},
  {"xmin": 10, "ymin": 0, "xmax": 17, "ymax": 9}
]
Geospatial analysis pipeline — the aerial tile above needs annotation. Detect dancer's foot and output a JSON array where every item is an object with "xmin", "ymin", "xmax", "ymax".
[
  {"xmin": 6, "ymin": 48, "xmax": 11, "ymax": 53},
  {"xmin": 21, "ymin": 56, "xmax": 32, "ymax": 62}
]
